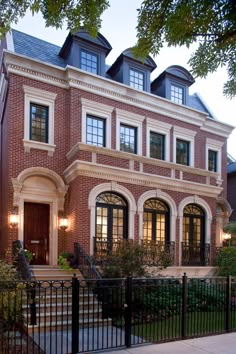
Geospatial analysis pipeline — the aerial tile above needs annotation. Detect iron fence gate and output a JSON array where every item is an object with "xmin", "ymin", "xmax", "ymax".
[{"xmin": 1, "ymin": 275, "xmax": 236, "ymax": 353}]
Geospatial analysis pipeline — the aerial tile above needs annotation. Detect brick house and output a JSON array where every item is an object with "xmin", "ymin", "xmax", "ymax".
[
  {"xmin": 227, "ymin": 156, "xmax": 236, "ymax": 222},
  {"xmin": 0, "ymin": 29, "xmax": 234, "ymax": 268}
]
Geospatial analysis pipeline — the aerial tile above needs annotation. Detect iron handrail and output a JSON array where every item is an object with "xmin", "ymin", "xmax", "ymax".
[
  {"xmin": 73, "ymin": 242, "xmax": 102, "ymax": 279},
  {"xmin": 12, "ymin": 240, "xmax": 34, "ymax": 281}
]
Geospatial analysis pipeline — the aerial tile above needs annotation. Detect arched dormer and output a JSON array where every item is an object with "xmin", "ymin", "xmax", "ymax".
[
  {"xmin": 151, "ymin": 65, "xmax": 195, "ymax": 105},
  {"xmin": 107, "ymin": 47, "xmax": 156, "ymax": 92},
  {"xmin": 59, "ymin": 28, "xmax": 112, "ymax": 77}
]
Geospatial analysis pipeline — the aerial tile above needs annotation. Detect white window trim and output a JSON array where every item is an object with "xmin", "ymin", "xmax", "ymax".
[
  {"xmin": 173, "ymin": 126, "xmax": 197, "ymax": 167},
  {"xmin": 116, "ymin": 108, "xmax": 144, "ymax": 155},
  {"xmin": 146, "ymin": 118, "xmax": 172, "ymax": 162},
  {"xmin": 23, "ymin": 85, "xmax": 57, "ymax": 156},
  {"xmin": 81, "ymin": 98, "xmax": 113, "ymax": 148},
  {"xmin": 206, "ymin": 138, "xmax": 224, "ymax": 176}
]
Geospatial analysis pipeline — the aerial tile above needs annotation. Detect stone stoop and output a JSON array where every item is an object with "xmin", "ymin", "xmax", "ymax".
[
  {"xmin": 147, "ymin": 266, "xmax": 219, "ymax": 278},
  {"xmin": 23, "ymin": 266, "xmax": 110, "ymax": 332}
]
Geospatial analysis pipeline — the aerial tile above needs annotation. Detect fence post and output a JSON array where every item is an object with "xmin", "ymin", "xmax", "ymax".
[
  {"xmin": 181, "ymin": 273, "xmax": 188, "ymax": 338},
  {"xmin": 226, "ymin": 275, "xmax": 232, "ymax": 331},
  {"xmin": 72, "ymin": 274, "xmax": 79, "ymax": 354},
  {"xmin": 125, "ymin": 276, "xmax": 132, "ymax": 348},
  {"xmin": 30, "ymin": 281, "xmax": 36, "ymax": 325}
]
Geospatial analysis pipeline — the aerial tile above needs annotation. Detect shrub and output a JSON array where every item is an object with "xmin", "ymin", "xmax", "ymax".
[
  {"xmin": 214, "ymin": 247, "xmax": 236, "ymax": 276},
  {"xmin": 102, "ymin": 241, "xmax": 147, "ymax": 278},
  {"xmin": 0, "ymin": 260, "xmax": 25, "ymax": 330},
  {"xmin": 58, "ymin": 255, "xmax": 73, "ymax": 271}
]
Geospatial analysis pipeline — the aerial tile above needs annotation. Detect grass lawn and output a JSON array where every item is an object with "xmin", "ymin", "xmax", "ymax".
[{"xmin": 131, "ymin": 311, "xmax": 236, "ymax": 342}]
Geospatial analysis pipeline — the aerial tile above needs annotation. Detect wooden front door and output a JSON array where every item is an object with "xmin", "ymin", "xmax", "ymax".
[{"xmin": 24, "ymin": 202, "xmax": 50, "ymax": 265}]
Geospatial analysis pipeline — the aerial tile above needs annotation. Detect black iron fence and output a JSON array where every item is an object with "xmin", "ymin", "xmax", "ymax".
[
  {"xmin": 1, "ymin": 275, "xmax": 236, "ymax": 353},
  {"xmin": 182, "ymin": 242, "xmax": 210, "ymax": 266},
  {"xmin": 93, "ymin": 238, "xmax": 175, "ymax": 266}
]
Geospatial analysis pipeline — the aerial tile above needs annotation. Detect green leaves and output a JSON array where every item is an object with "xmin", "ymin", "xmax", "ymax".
[
  {"xmin": 135, "ymin": 0, "xmax": 236, "ymax": 97},
  {"xmin": 0, "ymin": 0, "xmax": 110, "ymax": 38}
]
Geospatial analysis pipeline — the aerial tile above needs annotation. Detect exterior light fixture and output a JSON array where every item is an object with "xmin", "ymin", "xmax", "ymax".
[
  {"xmin": 59, "ymin": 216, "xmax": 69, "ymax": 230},
  {"xmin": 10, "ymin": 208, "xmax": 19, "ymax": 228},
  {"xmin": 223, "ymin": 233, "xmax": 231, "ymax": 241}
]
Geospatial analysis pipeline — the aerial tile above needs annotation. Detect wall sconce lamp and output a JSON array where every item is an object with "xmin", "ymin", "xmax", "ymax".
[
  {"xmin": 10, "ymin": 208, "xmax": 19, "ymax": 228},
  {"xmin": 59, "ymin": 215, "xmax": 69, "ymax": 230},
  {"xmin": 223, "ymin": 233, "xmax": 231, "ymax": 241}
]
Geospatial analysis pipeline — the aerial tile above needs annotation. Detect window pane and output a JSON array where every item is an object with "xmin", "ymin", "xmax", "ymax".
[
  {"xmin": 129, "ymin": 69, "xmax": 144, "ymax": 90},
  {"xmin": 171, "ymin": 84, "xmax": 184, "ymax": 104},
  {"xmin": 80, "ymin": 50, "xmax": 98, "ymax": 74},
  {"xmin": 176, "ymin": 139, "xmax": 189, "ymax": 165},
  {"xmin": 86, "ymin": 115, "xmax": 105, "ymax": 147},
  {"xmin": 30, "ymin": 103, "xmax": 48, "ymax": 143},
  {"xmin": 208, "ymin": 150, "xmax": 217, "ymax": 172},
  {"xmin": 120, "ymin": 124, "xmax": 137, "ymax": 154},
  {"xmin": 150, "ymin": 132, "xmax": 165, "ymax": 160}
]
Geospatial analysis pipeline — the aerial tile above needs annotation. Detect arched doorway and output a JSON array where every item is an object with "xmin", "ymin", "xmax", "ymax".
[
  {"xmin": 95, "ymin": 192, "xmax": 128, "ymax": 256},
  {"xmin": 182, "ymin": 203, "xmax": 207, "ymax": 265},
  {"xmin": 12, "ymin": 167, "xmax": 68, "ymax": 265},
  {"xmin": 143, "ymin": 198, "xmax": 170, "ymax": 243}
]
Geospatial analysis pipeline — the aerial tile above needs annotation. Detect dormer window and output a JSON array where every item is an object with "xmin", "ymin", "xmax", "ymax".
[
  {"xmin": 80, "ymin": 49, "xmax": 98, "ymax": 74},
  {"xmin": 129, "ymin": 69, "xmax": 144, "ymax": 90},
  {"xmin": 171, "ymin": 84, "xmax": 184, "ymax": 104},
  {"xmin": 151, "ymin": 66, "xmax": 195, "ymax": 106}
]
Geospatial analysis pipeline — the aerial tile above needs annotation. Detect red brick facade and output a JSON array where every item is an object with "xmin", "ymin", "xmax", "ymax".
[{"xmin": 0, "ymin": 36, "xmax": 233, "ymax": 267}]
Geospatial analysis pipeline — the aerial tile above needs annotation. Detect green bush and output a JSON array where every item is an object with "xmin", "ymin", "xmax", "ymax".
[
  {"xmin": 0, "ymin": 260, "xmax": 25, "ymax": 329},
  {"xmin": 102, "ymin": 241, "xmax": 147, "ymax": 278},
  {"xmin": 132, "ymin": 278, "xmax": 226, "ymax": 323},
  {"xmin": 58, "ymin": 255, "xmax": 73, "ymax": 271},
  {"xmin": 214, "ymin": 247, "xmax": 236, "ymax": 276}
]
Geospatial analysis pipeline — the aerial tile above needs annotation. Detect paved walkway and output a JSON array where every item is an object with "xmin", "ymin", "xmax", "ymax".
[{"xmin": 104, "ymin": 332, "xmax": 236, "ymax": 354}]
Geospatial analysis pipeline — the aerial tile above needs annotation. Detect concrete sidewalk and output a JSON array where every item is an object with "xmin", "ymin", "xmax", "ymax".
[{"xmin": 104, "ymin": 332, "xmax": 236, "ymax": 353}]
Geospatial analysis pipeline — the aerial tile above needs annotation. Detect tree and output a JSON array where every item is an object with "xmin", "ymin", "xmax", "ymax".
[
  {"xmin": 0, "ymin": 0, "xmax": 109, "ymax": 38},
  {"xmin": 0, "ymin": 0, "xmax": 235, "ymax": 98},
  {"xmin": 134, "ymin": 0, "xmax": 236, "ymax": 98}
]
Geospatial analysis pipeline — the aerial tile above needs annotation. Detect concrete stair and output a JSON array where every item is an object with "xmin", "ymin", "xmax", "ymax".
[
  {"xmin": 23, "ymin": 266, "xmax": 110, "ymax": 332},
  {"xmin": 31, "ymin": 265, "xmax": 83, "ymax": 281}
]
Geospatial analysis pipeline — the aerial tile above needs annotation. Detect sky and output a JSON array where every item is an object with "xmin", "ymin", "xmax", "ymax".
[{"xmin": 14, "ymin": 0, "xmax": 236, "ymax": 158}]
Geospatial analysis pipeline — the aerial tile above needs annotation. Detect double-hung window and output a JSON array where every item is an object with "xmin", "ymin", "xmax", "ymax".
[
  {"xmin": 171, "ymin": 84, "xmax": 184, "ymax": 104},
  {"xmin": 150, "ymin": 132, "xmax": 165, "ymax": 160},
  {"xmin": 129, "ymin": 69, "xmax": 144, "ymax": 90},
  {"xmin": 120, "ymin": 124, "xmax": 137, "ymax": 154},
  {"xmin": 208, "ymin": 150, "xmax": 218, "ymax": 172},
  {"xmin": 80, "ymin": 49, "xmax": 98, "ymax": 74},
  {"xmin": 30, "ymin": 103, "xmax": 49, "ymax": 143},
  {"xmin": 86, "ymin": 115, "xmax": 105, "ymax": 147},
  {"xmin": 176, "ymin": 139, "xmax": 190, "ymax": 166}
]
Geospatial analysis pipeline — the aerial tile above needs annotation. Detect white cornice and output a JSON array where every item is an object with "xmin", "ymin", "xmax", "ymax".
[
  {"xmin": 3, "ymin": 50, "xmax": 234, "ymax": 137},
  {"xmin": 201, "ymin": 119, "xmax": 235, "ymax": 138},
  {"xmin": 63, "ymin": 160, "xmax": 222, "ymax": 198},
  {"xmin": 66, "ymin": 142, "xmax": 219, "ymax": 178}
]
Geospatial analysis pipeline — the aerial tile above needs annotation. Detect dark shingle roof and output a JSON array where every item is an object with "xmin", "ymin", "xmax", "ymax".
[
  {"xmin": 188, "ymin": 93, "xmax": 214, "ymax": 118},
  {"xmin": 12, "ymin": 29, "xmax": 65, "ymax": 68},
  {"xmin": 228, "ymin": 162, "xmax": 236, "ymax": 174}
]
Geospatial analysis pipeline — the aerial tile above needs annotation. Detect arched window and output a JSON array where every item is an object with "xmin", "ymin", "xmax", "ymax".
[
  {"xmin": 96, "ymin": 192, "xmax": 128, "ymax": 248},
  {"xmin": 143, "ymin": 198, "xmax": 169, "ymax": 243},
  {"xmin": 183, "ymin": 204, "xmax": 205, "ymax": 245}
]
